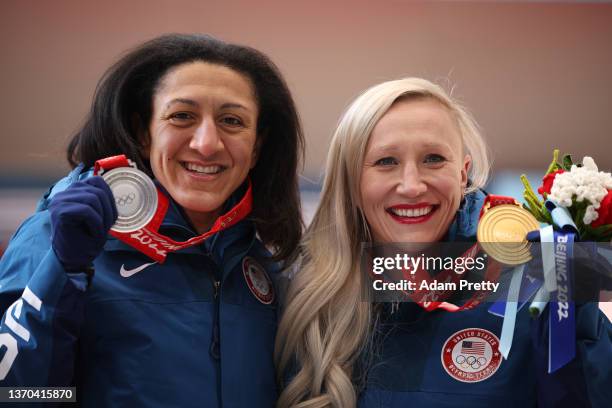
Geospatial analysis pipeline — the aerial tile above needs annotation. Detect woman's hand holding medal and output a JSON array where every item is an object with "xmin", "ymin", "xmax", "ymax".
[{"xmin": 48, "ymin": 176, "xmax": 118, "ymax": 271}]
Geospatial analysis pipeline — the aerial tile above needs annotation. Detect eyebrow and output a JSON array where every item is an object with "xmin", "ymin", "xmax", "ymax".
[
  {"xmin": 368, "ymin": 145, "xmax": 400, "ymax": 154},
  {"xmin": 421, "ymin": 141, "xmax": 452, "ymax": 150},
  {"xmin": 164, "ymin": 99, "xmax": 251, "ymax": 112},
  {"xmin": 368, "ymin": 141, "xmax": 452, "ymax": 154},
  {"xmin": 164, "ymin": 98, "xmax": 199, "ymax": 110},
  {"xmin": 220, "ymin": 102, "xmax": 250, "ymax": 111}
]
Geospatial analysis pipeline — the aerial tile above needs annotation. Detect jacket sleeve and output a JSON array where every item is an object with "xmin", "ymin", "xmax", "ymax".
[
  {"xmin": 532, "ymin": 302, "xmax": 612, "ymax": 408},
  {"xmin": 0, "ymin": 211, "xmax": 86, "ymax": 386}
]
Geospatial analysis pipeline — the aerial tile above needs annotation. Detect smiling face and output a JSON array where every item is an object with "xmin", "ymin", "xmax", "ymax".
[
  {"xmin": 145, "ymin": 62, "xmax": 259, "ymax": 232},
  {"xmin": 359, "ymin": 97, "xmax": 471, "ymax": 243}
]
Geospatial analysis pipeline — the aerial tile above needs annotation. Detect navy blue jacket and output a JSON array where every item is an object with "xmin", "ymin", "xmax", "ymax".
[{"xmin": 0, "ymin": 166, "xmax": 279, "ymax": 407}]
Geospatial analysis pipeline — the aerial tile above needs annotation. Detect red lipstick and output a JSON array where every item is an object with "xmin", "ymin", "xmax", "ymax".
[{"xmin": 386, "ymin": 204, "xmax": 437, "ymax": 224}]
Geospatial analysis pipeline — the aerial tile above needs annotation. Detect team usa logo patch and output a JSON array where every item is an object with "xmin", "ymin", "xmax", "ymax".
[
  {"xmin": 441, "ymin": 328, "xmax": 502, "ymax": 383},
  {"xmin": 242, "ymin": 256, "xmax": 274, "ymax": 304}
]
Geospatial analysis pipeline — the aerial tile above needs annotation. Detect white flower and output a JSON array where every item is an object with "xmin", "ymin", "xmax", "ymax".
[
  {"xmin": 582, "ymin": 156, "xmax": 598, "ymax": 172},
  {"xmin": 548, "ymin": 161, "xmax": 612, "ymax": 225},
  {"xmin": 584, "ymin": 205, "xmax": 600, "ymax": 225}
]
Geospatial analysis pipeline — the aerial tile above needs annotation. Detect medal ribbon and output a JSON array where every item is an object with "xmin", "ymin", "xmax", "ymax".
[
  {"xmin": 540, "ymin": 225, "xmax": 557, "ymax": 292},
  {"xmin": 95, "ymin": 155, "xmax": 253, "ymax": 263},
  {"xmin": 406, "ymin": 244, "xmax": 503, "ymax": 312},
  {"xmin": 477, "ymin": 195, "xmax": 544, "ymax": 359},
  {"xmin": 497, "ymin": 264, "xmax": 525, "ymax": 359},
  {"xmin": 493, "ymin": 199, "xmax": 578, "ymax": 369},
  {"xmin": 524, "ymin": 204, "xmax": 578, "ymax": 372},
  {"xmin": 410, "ymin": 195, "xmax": 516, "ymax": 312},
  {"xmin": 546, "ymin": 200, "xmax": 577, "ymax": 372},
  {"xmin": 548, "ymin": 230, "xmax": 576, "ymax": 373}
]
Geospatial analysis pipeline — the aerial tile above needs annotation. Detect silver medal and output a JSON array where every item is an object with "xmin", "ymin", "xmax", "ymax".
[{"xmin": 102, "ymin": 167, "xmax": 158, "ymax": 232}]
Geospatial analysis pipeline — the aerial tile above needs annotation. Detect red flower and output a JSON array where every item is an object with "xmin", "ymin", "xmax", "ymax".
[
  {"xmin": 538, "ymin": 169, "xmax": 565, "ymax": 197},
  {"xmin": 592, "ymin": 189, "xmax": 612, "ymax": 228}
]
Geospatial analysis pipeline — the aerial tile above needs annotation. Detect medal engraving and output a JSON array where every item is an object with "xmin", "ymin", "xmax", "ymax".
[
  {"xmin": 477, "ymin": 205, "xmax": 540, "ymax": 265},
  {"xmin": 102, "ymin": 167, "xmax": 158, "ymax": 232}
]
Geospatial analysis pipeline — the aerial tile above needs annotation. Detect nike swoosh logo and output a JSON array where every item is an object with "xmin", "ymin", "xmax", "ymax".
[{"xmin": 120, "ymin": 262, "xmax": 156, "ymax": 278}]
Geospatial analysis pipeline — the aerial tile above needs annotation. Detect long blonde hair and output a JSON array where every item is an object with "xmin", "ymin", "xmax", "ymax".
[{"xmin": 275, "ymin": 78, "xmax": 489, "ymax": 407}]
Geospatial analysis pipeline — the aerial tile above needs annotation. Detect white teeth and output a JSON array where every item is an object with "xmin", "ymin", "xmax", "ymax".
[
  {"xmin": 390, "ymin": 206, "xmax": 433, "ymax": 217},
  {"xmin": 184, "ymin": 162, "xmax": 223, "ymax": 174}
]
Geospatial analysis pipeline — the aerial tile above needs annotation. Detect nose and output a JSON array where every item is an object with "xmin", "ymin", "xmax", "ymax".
[
  {"xmin": 189, "ymin": 118, "xmax": 223, "ymax": 157},
  {"xmin": 397, "ymin": 163, "xmax": 427, "ymax": 197}
]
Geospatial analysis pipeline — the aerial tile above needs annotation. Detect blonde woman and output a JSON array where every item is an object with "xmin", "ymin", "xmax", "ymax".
[{"xmin": 275, "ymin": 78, "xmax": 611, "ymax": 407}]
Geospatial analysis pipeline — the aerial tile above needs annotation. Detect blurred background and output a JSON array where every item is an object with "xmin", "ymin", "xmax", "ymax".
[{"xmin": 1, "ymin": 1, "xmax": 610, "ymax": 312}]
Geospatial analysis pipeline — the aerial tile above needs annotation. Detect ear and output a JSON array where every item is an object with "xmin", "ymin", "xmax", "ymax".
[{"xmin": 461, "ymin": 154, "xmax": 472, "ymax": 191}]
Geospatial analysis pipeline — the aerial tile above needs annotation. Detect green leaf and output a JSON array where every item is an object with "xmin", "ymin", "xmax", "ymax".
[
  {"xmin": 541, "ymin": 205, "xmax": 553, "ymax": 225},
  {"xmin": 523, "ymin": 198, "xmax": 548, "ymax": 224},
  {"xmin": 521, "ymin": 174, "xmax": 543, "ymax": 204},
  {"xmin": 562, "ymin": 154, "xmax": 573, "ymax": 171},
  {"xmin": 522, "ymin": 198, "xmax": 538, "ymax": 215},
  {"xmin": 573, "ymin": 202, "xmax": 587, "ymax": 230},
  {"xmin": 545, "ymin": 149, "xmax": 562, "ymax": 175},
  {"xmin": 586, "ymin": 224, "xmax": 612, "ymax": 241}
]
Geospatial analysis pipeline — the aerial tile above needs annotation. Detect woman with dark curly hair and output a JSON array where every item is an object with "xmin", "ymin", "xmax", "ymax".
[{"xmin": 0, "ymin": 33, "xmax": 303, "ymax": 407}]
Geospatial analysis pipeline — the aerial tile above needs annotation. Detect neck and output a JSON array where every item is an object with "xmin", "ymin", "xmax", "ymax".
[{"xmin": 184, "ymin": 208, "xmax": 222, "ymax": 234}]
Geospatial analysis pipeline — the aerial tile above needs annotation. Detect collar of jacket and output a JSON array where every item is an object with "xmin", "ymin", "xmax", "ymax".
[{"xmin": 444, "ymin": 189, "xmax": 487, "ymax": 242}]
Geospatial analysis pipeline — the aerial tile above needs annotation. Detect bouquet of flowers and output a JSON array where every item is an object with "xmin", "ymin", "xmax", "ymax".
[
  {"xmin": 521, "ymin": 149, "xmax": 612, "ymax": 241},
  {"xmin": 509, "ymin": 150, "xmax": 611, "ymax": 373}
]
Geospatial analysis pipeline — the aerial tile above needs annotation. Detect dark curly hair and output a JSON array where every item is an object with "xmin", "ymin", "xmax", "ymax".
[{"xmin": 67, "ymin": 33, "xmax": 304, "ymax": 261}]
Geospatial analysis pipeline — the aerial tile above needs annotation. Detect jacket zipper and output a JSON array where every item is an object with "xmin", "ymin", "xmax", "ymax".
[
  {"xmin": 213, "ymin": 280, "xmax": 220, "ymax": 299},
  {"xmin": 209, "ymin": 273, "xmax": 221, "ymax": 359},
  {"xmin": 206, "ymin": 260, "xmax": 222, "ymax": 407}
]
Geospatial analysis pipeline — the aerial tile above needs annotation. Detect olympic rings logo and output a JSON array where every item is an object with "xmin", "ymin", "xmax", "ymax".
[
  {"xmin": 442, "ymin": 329, "xmax": 501, "ymax": 382},
  {"xmin": 455, "ymin": 354, "xmax": 487, "ymax": 370},
  {"xmin": 116, "ymin": 192, "xmax": 136, "ymax": 206}
]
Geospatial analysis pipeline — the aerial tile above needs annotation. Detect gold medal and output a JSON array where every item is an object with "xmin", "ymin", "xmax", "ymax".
[{"xmin": 477, "ymin": 204, "xmax": 540, "ymax": 265}]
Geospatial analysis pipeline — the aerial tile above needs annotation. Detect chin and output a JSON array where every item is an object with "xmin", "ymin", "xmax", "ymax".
[
  {"xmin": 395, "ymin": 235, "xmax": 436, "ymax": 244},
  {"xmin": 385, "ymin": 227, "xmax": 434, "ymax": 243},
  {"xmin": 174, "ymin": 192, "xmax": 222, "ymax": 214}
]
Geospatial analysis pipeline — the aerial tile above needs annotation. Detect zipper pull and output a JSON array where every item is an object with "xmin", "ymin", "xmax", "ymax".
[
  {"xmin": 391, "ymin": 301, "xmax": 399, "ymax": 315},
  {"xmin": 213, "ymin": 280, "xmax": 220, "ymax": 299}
]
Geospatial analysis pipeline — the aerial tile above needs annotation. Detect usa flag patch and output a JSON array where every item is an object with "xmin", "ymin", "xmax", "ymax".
[{"xmin": 441, "ymin": 328, "xmax": 502, "ymax": 383}]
